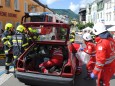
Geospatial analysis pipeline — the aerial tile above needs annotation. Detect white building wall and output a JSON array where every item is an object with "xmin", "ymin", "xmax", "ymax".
[
  {"xmin": 97, "ymin": 11, "xmax": 105, "ymax": 23},
  {"xmin": 91, "ymin": 1, "xmax": 97, "ymax": 24},
  {"xmin": 85, "ymin": 0, "xmax": 115, "ymax": 25},
  {"xmin": 104, "ymin": 0, "xmax": 115, "ymax": 25},
  {"xmin": 86, "ymin": 4, "xmax": 92, "ymax": 23}
]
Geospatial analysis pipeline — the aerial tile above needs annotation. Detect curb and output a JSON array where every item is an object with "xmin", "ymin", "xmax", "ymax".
[{"xmin": 0, "ymin": 66, "xmax": 13, "ymax": 76}]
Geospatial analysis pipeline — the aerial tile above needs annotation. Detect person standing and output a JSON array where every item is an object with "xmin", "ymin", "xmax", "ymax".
[
  {"xmin": 82, "ymin": 33, "xmax": 96, "ymax": 80},
  {"xmin": 91, "ymin": 22, "xmax": 115, "ymax": 86},
  {"xmin": 1, "ymin": 23, "xmax": 14, "ymax": 74},
  {"xmin": 69, "ymin": 30, "xmax": 75, "ymax": 43},
  {"xmin": 12, "ymin": 25, "xmax": 28, "ymax": 66}
]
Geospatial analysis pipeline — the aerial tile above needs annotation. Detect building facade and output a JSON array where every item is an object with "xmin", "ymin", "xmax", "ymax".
[
  {"xmin": 96, "ymin": 0, "xmax": 104, "ymax": 23},
  {"xmin": 86, "ymin": 3, "xmax": 92, "ymax": 23},
  {"xmin": 0, "ymin": 0, "xmax": 53, "ymax": 33},
  {"xmin": 79, "ymin": 8, "xmax": 86, "ymax": 24},
  {"xmin": 85, "ymin": 0, "xmax": 115, "ymax": 25},
  {"xmin": 91, "ymin": 1, "xmax": 97, "ymax": 24},
  {"xmin": 104, "ymin": 0, "xmax": 115, "ymax": 25}
]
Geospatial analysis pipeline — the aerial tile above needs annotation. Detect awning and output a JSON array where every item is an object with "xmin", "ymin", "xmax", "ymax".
[{"xmin": 107, "ymin": 25, "xmax": 115, "ymax": 31}]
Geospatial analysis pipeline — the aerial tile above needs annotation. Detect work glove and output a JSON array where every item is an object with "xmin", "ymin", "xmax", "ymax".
[
  {"xmin": 79, "ymin": 47, "xmax": 84, "ymax": 51},
  {"xmin": 90, "ymin": 73, "xmax": 96, "ymax": 79}
]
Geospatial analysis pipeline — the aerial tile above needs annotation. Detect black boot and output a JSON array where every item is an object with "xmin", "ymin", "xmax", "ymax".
[{"xmin": 5, "ymin": 66, "xmax": 9, "ymax": 74}]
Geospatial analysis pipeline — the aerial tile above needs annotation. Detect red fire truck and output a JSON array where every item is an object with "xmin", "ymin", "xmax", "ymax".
[
  {"xmin": 21, "ymin": 12, "xmax": 69, "ymax": 40},
  {"xmin": 21, "ymin": 12, "xmax": 69, "ymax": 24}
]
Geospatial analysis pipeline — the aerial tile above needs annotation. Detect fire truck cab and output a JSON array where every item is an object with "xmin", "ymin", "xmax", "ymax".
[
  {"xmin": 21, "ymin": 12, "xmax": 69, "ymax": 40},
  {"xmin": 21, "ymin": 12, "xmax": 69, "ymax": 24}
]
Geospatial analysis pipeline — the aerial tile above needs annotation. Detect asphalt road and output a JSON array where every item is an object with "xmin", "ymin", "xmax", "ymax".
[{"xmin": 0, "ymin": 65, "xmax": 115, "ymax": 86}]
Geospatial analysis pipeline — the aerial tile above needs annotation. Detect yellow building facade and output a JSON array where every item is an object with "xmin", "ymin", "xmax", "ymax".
[{"xmin": 0, "ymin": 0, "xmax": 52, "ymax": 32}]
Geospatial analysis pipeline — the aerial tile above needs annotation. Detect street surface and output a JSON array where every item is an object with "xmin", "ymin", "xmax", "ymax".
[{"xmin": 0, "ymin": 65, "xmax": 115, "ymax": 86}]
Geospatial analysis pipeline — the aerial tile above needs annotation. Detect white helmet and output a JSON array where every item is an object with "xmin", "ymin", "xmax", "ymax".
[
  {"xmin": 83, "ymin": 33, "xmax": 92, "ymax": 41},
  {"xmin": 93, "ymin": 22, "xmax": 107, "ymax": 35}
]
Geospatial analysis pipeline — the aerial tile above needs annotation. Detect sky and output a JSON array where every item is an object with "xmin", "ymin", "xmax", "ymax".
[{"xmin": 39, "ymin": 0, "xmax": 94, "ymax": 14}]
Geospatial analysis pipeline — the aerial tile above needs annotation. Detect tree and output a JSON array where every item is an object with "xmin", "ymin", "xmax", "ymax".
[
  {"xmin": 77, "ymin": 23, "xmax": 85, "ymax": 30},
  {"xmin": 85, "ymin": 22, "xmax": 94, "ymax": 28}
]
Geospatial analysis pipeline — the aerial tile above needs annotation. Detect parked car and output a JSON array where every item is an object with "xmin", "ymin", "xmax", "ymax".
[{"xmin": 14, "ymin": 22, "xmax": 78, "ymax": 86}]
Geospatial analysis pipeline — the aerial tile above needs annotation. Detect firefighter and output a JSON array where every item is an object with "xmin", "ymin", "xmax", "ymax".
[
  {"xmin": 1, "ymin": 23, "xmax": 14, "ymax": 74},
  {"xmin": 69, "ymin": 30, "xmax": 75, "ymax": 43},
  {"xmin": 39, "ymin": 46, "xmax": 63, "ymax": 73},
  {"xmin": 12, "ymin": 25, "xmax": 28, "ymax": 66},
  {"xmin": 82, "ymin": 33, "xmax": 96, "ymax": 80},
  {"xmin": 90, "ymin": 22, "xmax": 115, "ymax": 86},
  {"xmin": 28, "ymin": 27, "xmax": 40, "ymax": 44},
  {"xmin": 28, "ymin": 27, "xmax": 33, "ymax": 45}
]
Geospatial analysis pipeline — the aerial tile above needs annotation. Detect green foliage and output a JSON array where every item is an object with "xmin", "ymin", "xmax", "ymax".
[
  {"xmin": 77, "ymin": 23, "xmax": 85, "ymax": 30},
  {"xmin": 77, "ymin": 22, "xmax": 94, "ymax": 30},
  {"xmin": 85, "ymin": 22, "xmax": 94, "ymax": 28}
]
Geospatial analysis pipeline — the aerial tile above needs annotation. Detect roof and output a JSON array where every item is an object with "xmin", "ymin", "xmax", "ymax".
[
  {"xmin": 105, "ymin": 25, "xmax": 113, "ymax": 29},
  {"xmin": 33, "ymin": 0, "xmax": 54, "ymax": 13},
  {"xmin": 107, "ymin": 25, "xmax": 115, "ymax": 31}
]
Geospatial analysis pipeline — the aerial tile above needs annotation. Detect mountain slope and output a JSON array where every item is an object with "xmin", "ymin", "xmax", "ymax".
[{"xmin": 52, "ymin": 9, "xmax": 78, "ymax": 20}]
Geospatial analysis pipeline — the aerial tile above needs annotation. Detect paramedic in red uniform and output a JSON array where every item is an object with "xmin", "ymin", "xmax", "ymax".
[
  {"xmin": 82, "ymin": 33, "xmax": 96, "ymax": 80},
  {"xmin": 39, "ymin": 46, "xmax": 63, "ymax": 73},
  {"xmin": 90, "ymin": 22, "xmax": 115, "ymax": 86},
  {"xmin": 69, "ymin": 42, "xmax": 83, "ymax": 75}
]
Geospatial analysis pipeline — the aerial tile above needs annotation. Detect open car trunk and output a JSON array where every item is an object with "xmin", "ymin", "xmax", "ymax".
[{"xmin": 17, "ymin": 43, "xmax": 69, "ymax": 75}]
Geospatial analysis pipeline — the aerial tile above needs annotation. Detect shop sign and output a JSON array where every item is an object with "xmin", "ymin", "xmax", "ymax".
[{"xmin": 0, "ymin": 11, "xmax": 17, "ymax": 18}]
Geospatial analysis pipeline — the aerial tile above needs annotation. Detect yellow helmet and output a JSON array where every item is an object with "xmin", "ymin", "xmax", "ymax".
[
  {"xmin": 5, "ymin": 23, "xmax": 13, "ymax": 30},
  {"xmin": 16, "ymin": 25, "xmax": 25, "ymax": 32},
  {"xmin": 28, "ymin": 27, "xmax": 33, "ymax": 33},
  {"xmin": 33, "ymin": 29, "xmax": 37, "ymax": 33},
  {"xmin": 71, "ymin": 30, "xmax": 75, "ymax": 34}
]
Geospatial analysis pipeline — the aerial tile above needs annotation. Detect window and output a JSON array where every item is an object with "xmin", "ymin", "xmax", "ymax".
[
  {"xmin": 5, "ymin": 0, "xmax": 10, "ymax": 7},
  {"xmin": 114, "ymin": 12, "xmax": 115, "ymax": 21},
  {"xmin": 109, "ymin": 12, "xmax": 111, "ymax": 21},
  {"xmin": 32, "ymin": 7, "xmax": 36, "ymax": 12},
  {"xmin": 0, "ymin": 22, "xmax": 2, "ymax": 34},
  {"xmin": 14, "ymin": 0, "xmax": 19, "ymax": 10},
  {"xmin": 0, "ymin": 0, "xmax": 1, "ymax": 5},
  {"xmin": 24, "ymin": 1, "xmax": 28, "ymax": 12},
  {"xmin": 100, "ymin": 12, "xmax": 102, "ymax": 18},
  {"xmin": 106, "ymin": 13, "xmax": 108, "ymax": 21},
  {"xmin": 98, "ymin": 13, "xmax": 99, "ymax": 19}
]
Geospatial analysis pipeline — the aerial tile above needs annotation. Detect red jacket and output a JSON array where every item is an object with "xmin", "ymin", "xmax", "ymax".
[
  {"xmin": 69, "ymin": 43, "xmax": 81, "ymax": 53},
  {"xmin": 93, "ymin": 37, "xmax": 115, "ymax": 75},
  {"xmin": 84, "ymin": 41, "xmax": 96, "ymax": 55},
  {"xmin": 50, "ymin": 47, "xmax": 63, "ymax": 61}
]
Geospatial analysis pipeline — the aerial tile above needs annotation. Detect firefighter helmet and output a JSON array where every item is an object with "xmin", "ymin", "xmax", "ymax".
[
  {"xmin": 71, "ymin": 30, "xmax": 75, "ymax": 34},
  {"xmin": 83, "ymin": 33, "xmax": 92, "ymax": 41},
  {"xmin": 28, "ymin": 27, "xmax": 33, "ymax": 33},
  {"xmin": 5, "ymin": 23, "xmax": 13, "ymax": 30},
  {"xmin": 16, "ymin": 25, "xmax": 26, "ymax": 33},
  {"xmin": 93, "ymin": 22, "xmax": 107, "ymax": 35}
]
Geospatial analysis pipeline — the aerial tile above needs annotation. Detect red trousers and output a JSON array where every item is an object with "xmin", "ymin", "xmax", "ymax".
[
  {"xmin": 86, "ymin": 56, "xmax": 95, "ymax": 76},
  {"xmin": 39, "ymin": 55, "xmax": 63, "ymax": 73},
  {"xmin": 96, "ymin": 60, "xmax": 115, "ymax": 86},
  {"xmin": 96, "ymin": 66, "xmax": 115, "ymax": 86}
]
